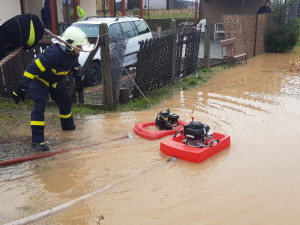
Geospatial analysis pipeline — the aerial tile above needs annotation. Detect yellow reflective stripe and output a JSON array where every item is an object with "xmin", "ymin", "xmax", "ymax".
[
  {"xmin": 13, "ymin": 91, "xmax": 18, "ymax": 97},
  {"xmin": 31, "ymin": 121, "xmax": 45, "ymax": 126},
  {"xmin": 26, "ymin": 20, "xmax": 35, "ymax": 47},
  {"xmin": 52, "ymin": 83, "xmax": 57, "ymax": 88},
  {"xmin": 24, "ymin": 72, "xmax": 49, "ymax": 86},
  {"xmin": 24, "ymin": 71, "xmax": 35, "ymax": 79},
  {"xmin": 35, "ymin": 59, "xmax": 46, "ymax": 72},
  {"xmin": 51, "ymin": 68, "xmax": 70, "ymax": 75},
  {"xmin": 60, "ymin": 113, "xmax": 72, "ymax": 119},
  {"xmin": 36, "ymin": 77, "xmax": 49, "ymax": 86}
]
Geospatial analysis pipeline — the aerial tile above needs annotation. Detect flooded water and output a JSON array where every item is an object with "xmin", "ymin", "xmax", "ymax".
[{"xmin": 1, "ymin": 50, "xmax": 300, "ymax": 225}]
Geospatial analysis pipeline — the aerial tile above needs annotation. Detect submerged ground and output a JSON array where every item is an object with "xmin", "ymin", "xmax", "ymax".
[{"xmin": 1, "ymin": 49, "xmax": 300, "ymax": 225}]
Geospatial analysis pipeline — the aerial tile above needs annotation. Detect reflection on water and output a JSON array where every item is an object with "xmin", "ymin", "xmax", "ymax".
[{"xmin": 1, "ymin": 50, "xmax": 300, "ymax": 225}]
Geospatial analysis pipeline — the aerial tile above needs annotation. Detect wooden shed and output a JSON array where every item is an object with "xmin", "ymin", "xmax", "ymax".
[{"xmin": 200, "ymin": 0, "xmax": 266, "ymax": 22}]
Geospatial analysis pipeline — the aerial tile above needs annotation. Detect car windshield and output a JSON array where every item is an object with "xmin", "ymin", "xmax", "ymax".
[{"xmin": 72, "ymin": 23, "xmax": 99, "ymax": 37}]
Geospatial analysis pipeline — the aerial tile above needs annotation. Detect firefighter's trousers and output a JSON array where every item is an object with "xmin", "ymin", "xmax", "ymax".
[{"xmin": 29, "ymin": 80, "xmax": 75, "ymax": 143}]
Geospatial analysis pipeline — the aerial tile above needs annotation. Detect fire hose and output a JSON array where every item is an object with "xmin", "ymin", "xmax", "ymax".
[{"xmin": 0, "ymin": 135, "xmax": 131, "ymax": 167}]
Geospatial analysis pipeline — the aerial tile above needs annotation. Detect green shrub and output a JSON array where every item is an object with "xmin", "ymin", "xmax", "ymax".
[
  {"xmin": 264, "ymin": 0, "xmax": 299, "ymax": 52},
  {"xmin": 265, "ymin": 26, "xmax": 298, "ymax": 52}
]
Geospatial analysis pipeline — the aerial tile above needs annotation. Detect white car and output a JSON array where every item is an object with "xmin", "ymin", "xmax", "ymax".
[{"xmin": 70, "ymin": 16, "xmax": 152, "ymax": 86}]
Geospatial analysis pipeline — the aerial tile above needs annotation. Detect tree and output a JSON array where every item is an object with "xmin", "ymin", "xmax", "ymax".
[{"xmin": 264, "ymin": 0, "xmax": 299, "ymax": 52}]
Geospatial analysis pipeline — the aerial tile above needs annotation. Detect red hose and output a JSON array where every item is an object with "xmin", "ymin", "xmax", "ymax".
[{"xmin": 0, "ymin": 135, "xmax": 129, "ymax": 167}]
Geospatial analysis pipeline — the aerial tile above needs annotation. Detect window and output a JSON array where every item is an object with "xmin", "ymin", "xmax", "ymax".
[
  {"xmin": 119, "ymin": 22, "xmax": 138, "ymax": 38},
  {"xmin": 72, "ymin": 24, "xmax": 99, "ymax": 37},
  {"xmin": 133, "ymin": 21, "xmax": 150, "ymax": 35},
  {"xmin": 109, "ymin": 23, "xmax": 122, "ymax": 41}
]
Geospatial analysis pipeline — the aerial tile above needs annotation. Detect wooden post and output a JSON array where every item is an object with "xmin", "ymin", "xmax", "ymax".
[
  {"xmin": 204, "ymin": 15, "xmax": 210, "ymax": 68},
  {"xmin": 102, "ymin": 0, "xmax": 106, "ymax": 15},
  {"xmin": 66, "ymin": 0, "xmax": 70, "ymax": 23},
  {"xmin": 73, "ymin": 0, "xmax": 78, "ymax": 22},
  {"xmin": 77, "ymin": 25, "xmax": 102, "ymax": 103},
  {"xmin": 157, "ymin": 27, "xmax": 161, "ymax": 38},
  {"xmin": 253, "ymin": 14, "xmax": 258, "ymax": 57},
  {"xmin": 50, "ymin": 0, "xmax": 57, "ymax": 34},
  {"xmin": 171, "ymin": 19, "xmax": 177, "ymax": 83},
  {"xmin": 140, "ymin": 0, "xmax": 143, "ymax": 18},
  {"xmin": 110, "ymin": 0, "xmax": 114, "ymax": 16},
  {"xmin": 195, "ymin": 0, "xmax": 198, "ymax": 26},
  {"xmin": 99, "ymin": 23, "xmax": 114, "ymax": 107},
  {"xmin": 122, "ymin": 0, "xmax": 125, "ymax": 16}
]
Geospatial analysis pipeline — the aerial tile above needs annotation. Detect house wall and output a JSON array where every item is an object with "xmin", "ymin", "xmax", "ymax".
[
  {"xmin": 200, "ymin": 0, "xmax": 264, "ymax": 22},
  {"xmin": 56, "ymin": 0, "xmax": 64, "ymax": 22},
  {"xmin": 80, "ymin": 0, "xmax": 97, "ymax": 18},
  {"xmin": 0, "ymin": 0, "xmax": 21, "ymax": 24},
  {"xmin": 127, "ymin": 0, "xmax": 167, "ymax": 10},
  {"xmin": 23, "ymin": 0, "xmax": 44, "ymax": 20}
]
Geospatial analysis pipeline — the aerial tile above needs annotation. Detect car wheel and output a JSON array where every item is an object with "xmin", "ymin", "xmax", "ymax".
[{"xmin": 85, "ymin": 61, "xmax": 102, "ymax": 86}]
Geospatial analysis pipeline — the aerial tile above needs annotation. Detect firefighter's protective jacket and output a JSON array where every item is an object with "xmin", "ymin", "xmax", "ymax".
[
  {"xmin": 0, "ymin": 14, "xmax": 45, "ymax": 60},
  {"xmin": 21, "ymin": 44, "xmax": 80, "ymax": 88}
]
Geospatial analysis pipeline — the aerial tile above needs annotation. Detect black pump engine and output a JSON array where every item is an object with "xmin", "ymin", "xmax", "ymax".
[
  {"xmin": 155, "ymin": 109, "xmax": 179, "ymax": 130},
  {"xmin": 183, "ymin": 118, "xmax": 214, "ymax": 147}
]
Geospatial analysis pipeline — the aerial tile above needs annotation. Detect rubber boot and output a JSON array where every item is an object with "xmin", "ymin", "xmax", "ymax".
[
  {"xmin": 32, "ymin": 142, "xmax": 50, "ymax": 151},
  {"xmin": 60, "ymin": 116, "xmax": 76, "ymax": 131}
]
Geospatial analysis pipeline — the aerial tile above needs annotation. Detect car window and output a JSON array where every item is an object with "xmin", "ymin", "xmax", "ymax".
[
  {"xmin": 133, "ymin": 20, "xmax": 150, "ymax": 35},
  {"xmin": 119, "ymin": 22, "xmax": 138, "ymax": 38},
  {"xmin": 109, "ymin": 23, "xmax": 123, "ymax": 41},
  {"xmin": 72, "ymin": 23, "xmax": 99, "ymax": 37}
]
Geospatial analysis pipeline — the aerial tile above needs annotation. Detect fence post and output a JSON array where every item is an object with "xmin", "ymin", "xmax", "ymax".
[
  {"xmin": 78, "ymin": 27, "xmax": 102, "ymax": 104},
  {"xmin": 171, "ymin": 19, "xmax": 177, "ymax": 83},
  {"xmin": 99, "ymin": 23, "xmax": 114, "ymax": 107},
  {"xmin": 204, "ymin": 15, "xmax": 211, "ymax": 68},
  {"xmin": 157, "ymin": 27, "xmax": 161, "ymax": 38}
]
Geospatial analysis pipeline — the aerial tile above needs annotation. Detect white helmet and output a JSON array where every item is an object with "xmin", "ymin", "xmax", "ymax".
[{"xmin": 61, "ymin": 26, "xmax": 90, "ymax": 49}]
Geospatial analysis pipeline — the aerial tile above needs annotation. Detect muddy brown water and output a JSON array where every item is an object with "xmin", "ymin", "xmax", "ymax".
[{"xmin": 1, "ymin": 50, "xmax": 300, "ymax": 225}]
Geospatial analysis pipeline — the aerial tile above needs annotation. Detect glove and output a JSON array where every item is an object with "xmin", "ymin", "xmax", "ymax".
[
  {"xmin": 75, "ymin": 78, "xmax": 83, "ymax": 93},
  {"xmin": 12, "ymin": 86, "xmax": 27, "ymax": 104}
]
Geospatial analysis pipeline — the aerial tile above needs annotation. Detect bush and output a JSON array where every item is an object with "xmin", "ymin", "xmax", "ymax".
[
  {"xmin": 264, "ymin": 0, "xmax": 299, "ymax": 52},
  {"xmin": 265, "ymin": 26, "xmax": 298, "ymax": 52}
]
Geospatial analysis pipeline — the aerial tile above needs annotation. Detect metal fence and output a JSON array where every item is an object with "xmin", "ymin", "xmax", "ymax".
[{"xmin": 0, "ymin": 22, "xmax": 228, "ymax": 107}]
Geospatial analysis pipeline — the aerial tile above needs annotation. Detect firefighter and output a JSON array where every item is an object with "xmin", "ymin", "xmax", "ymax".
[
  {"xmin": 12, "ymin": 26, "xmax": 89, "ymax": 151},
  {"xmin": 70, "ymin": 1, "xmax": 85, "ymax": 21}
]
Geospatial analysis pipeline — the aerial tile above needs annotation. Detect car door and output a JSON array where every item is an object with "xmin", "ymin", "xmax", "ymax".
[
  {"xmin": 118, "ymin": 21, "xmax": 140, "ymax": 67},
  {"xmin": 121, "ymin": 20, "xmax": 152, "ymax": 67}
]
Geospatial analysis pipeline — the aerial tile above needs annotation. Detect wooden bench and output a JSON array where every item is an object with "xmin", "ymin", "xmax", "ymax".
[{"xmin": 220, "ymin": 38, "xmax": 247, "ymax": 65}]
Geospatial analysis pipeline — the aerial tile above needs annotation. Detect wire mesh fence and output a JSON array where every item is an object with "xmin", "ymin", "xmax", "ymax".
[{"xmin": 0, "ymin": 15, "xmax": 270, "ymax": 108}]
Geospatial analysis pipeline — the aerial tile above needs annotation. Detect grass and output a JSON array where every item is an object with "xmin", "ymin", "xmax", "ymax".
[
  {"xmin": 99, "ymin": 9, "xmax": 196, "ymax": 20},
  {"xmin": 280, "ymin": 55, "xmax": 300, "ymax": 73},
  {"xmin": 115, "ymin": 68, "xmax": 215, "ymax": 111},
  {"xmin": 0, "ymin": 67, "xmax": 217, "ymax": 115},
  {"xmin": 143, "ymin": 9, "xmax": 196, "ymax": 19}
]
